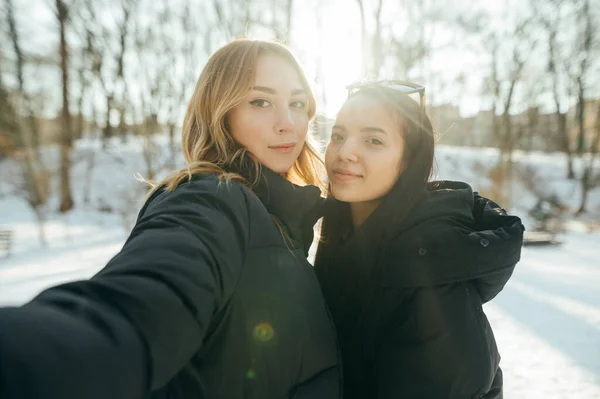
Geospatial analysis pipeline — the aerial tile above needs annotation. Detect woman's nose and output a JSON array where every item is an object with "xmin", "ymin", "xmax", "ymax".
[
  {"xmin": 337, "ymin": 139, "xmax": 358, "ymax": 162},
  {"xmin": 276, "ymin": 106, "xmax": 294, "ymax": 133}
]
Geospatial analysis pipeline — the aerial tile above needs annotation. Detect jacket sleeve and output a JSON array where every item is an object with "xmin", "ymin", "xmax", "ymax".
[
  {"xmin": 371, "ymin": 284, "xmax": 498, "ymax": 398},
  {"xmin": 384, "ymin": 194, "xmax": 523, "ymax": 304},
  {"xmin": 0, "ymin": 178, "xmax": 249, "ymax": 399},
  {"xmin": 471, "ymin": 193, "xmax": 523, "ymax": 303}
]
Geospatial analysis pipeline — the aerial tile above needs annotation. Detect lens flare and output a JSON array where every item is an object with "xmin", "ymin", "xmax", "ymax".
[{"xmin": 253, "ymin": 322, "xmax": 275, "ymax": 343}]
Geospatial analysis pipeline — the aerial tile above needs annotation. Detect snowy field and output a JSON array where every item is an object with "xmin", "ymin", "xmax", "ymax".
[{"xmin": 1, "ymin": 139, "xmax": 600, "ymax": 398}]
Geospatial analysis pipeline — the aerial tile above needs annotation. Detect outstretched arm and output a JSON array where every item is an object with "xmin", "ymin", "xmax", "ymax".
[{"xmin": 0, "ymin": 178, "xmax": 249, "ymax": 399}]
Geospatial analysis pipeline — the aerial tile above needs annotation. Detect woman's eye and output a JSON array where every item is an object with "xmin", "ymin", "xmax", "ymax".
[
  {"xmin": 366, "ymin": 138, "xmax": 384, "ymax": 145},
  {"xmin": 290, "ymin": 100, "xmax": 306, "ymax": 109},
  {"xmin": 250, "ymin": 99, "xmax": 271, "ymax": 108},
  {"xmin": 331, "ymin": 133, "xmax": 344, "ymax": 141}
]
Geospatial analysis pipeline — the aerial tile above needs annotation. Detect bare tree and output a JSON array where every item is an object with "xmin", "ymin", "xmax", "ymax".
[
  {"xmin": 458, "ymin": 4, "xmax": 538, "ymax": 208},
  {"xmin": 0, "ymin": 54, "xmax": 18, "ymax": 152},
  {"xmin": 539, "ymin": 0, "xmax": 575, "ymax": 177},
  {"xmin": 485, "ymin": 35, "xmax": 502, "ymax": 147},
  {"xmin": 315, "ymin": 1, "xmax": 327, "ymax": 107},
  {"xmin": 4, "ymin": 0, "xmax": 50, "ymax": 244},
  {"xmin": 80, "ymin": 0, "xmax": 137, "ymax": 148},
  {"xmin": 479, "ymin": 19, "xmax": 535, "ymax": 164},
  {"xmin": 67, "ymin": 6, "xmax": 104, "ymax": 204},
  {"xmin": 284, "ymin": 0, "xmax": 294, "ymax": 43},
  {"xmin": 371, "ymin": 0, "xmax": 384, "ymax": 77},
  {"xmin": 4, "ymin": 0, "xmax": 41, "ymax": 152},
  {"xmin": 498, "ymin": 20, "xmax": 538, "ymax": 208},
  {"xmin": 356, "ymin": 0, "xmax": 436, "ymax": 81},
  {"xmin": 52, "ymin": 0, "xmax": 75, "ymax": 213},
  {"xmin": 352, "ymin": 0, "xmax": 384, "ymax": 78},
  {"xmin": 212, "ymin": 0, "xmax": 260, "ymax": 39},
  {"xmin": 574, "ymin": 0, "xmax": 593, "ymax": 154},
  {"xmin": 355, "ymin": 0, "xmax": 368, "ymax": 76},
  {"xmin": 576, "ymin": 101, "xmax": 600, "ymax": 215},
  {"xmin": 163, "ymin": 1, "xmax": 208, "ymax": 167},
  {"xmin": 500, "ymin": 25, "xmax": 535, "ymax": 162},
  {"xmin": 391, "ymin": 0, "xmax": 435, "ymax": 80},
  {"xmin": 133, "ymin": 3, "xmax": 180, "ymax": 181}
]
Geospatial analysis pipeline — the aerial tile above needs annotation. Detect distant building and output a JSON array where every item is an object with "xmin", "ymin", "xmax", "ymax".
[{"xmin": 427, "ymin": 98, "xmax": 600, "ymax": 152}]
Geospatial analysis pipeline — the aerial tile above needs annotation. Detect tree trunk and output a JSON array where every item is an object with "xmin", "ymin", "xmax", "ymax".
[
  {"xmin": 355, "ymin": 0, "xmax": 367, "ymax": 76},
  {"xmin": 103, "ymin": 94, "xmax": 114, "ymax": 148},
  {"xmin": 116, "ymin": 6, "xmax": 132, "ymax": 143},
  {"xmin": 557, "ymin": 111, "xmax": 575, "ymax": 179},
  {"xmin": 83, "ymin": 148, "xmax": 95, "ymax": 204},
  {"xmin": 6, "ymin": 0, "xmax": 24, "ymax": 91},
  {"xmin": 76, "ymin": 67, "xmax": 87, "ymax": 139},
  {"xmin": 34, "ymin": 207, "xmax": 48, "ymax": 247},
  {"xmin": 497, "ymin": 71, "xmax": 519, "ymax": 209},
  {"xmin": 7, "ymin": 0, "xmax": 50, "ymax": 244},
  {"xmin": 371, "ymin": 0, "xmax": 384, "ymax": 78},
  {"xmin": 575, "ymin": 0, "xmax": 591, "ymax": 155},
  {"xmin": 546, "ymin": 20, "xmax": 574, "ymax": 179},
  {"xmin": 118, "ymin": 106, "xmax": 127, "ymax": 143},
  {"xmin": 57, "ymin": 0, "xmax": 74, "ymax": 213},
  {"xmin": 313, "ymin": 0, "xmax": 327, "ymax": 109},
  {"xmin": 17, "ymin": 145, "xmax": 49, "ymax": 246},
  {"xmin": 490, "ymin": 42, "xmax": 501, "ymax": 147},
  {"xmin": 576, "ymin": 103, "xmax": 600, "ymax": 215},
  {"xmin": 6, "ymin": 0, "xmax": 40, "ymax": 153},
  {"xmin": 285, "ymin": 0, "xmax": 294, "ymax": 42},
  {"xmin": 501, "ymin": 77, "xmax": 517, "ymax": 164},
  {"xmin": 576, "ymin": 77, "xmax": 585, "ymax": 154}
]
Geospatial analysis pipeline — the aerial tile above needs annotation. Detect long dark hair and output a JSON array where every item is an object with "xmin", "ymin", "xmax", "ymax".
[{"xmin": 314, "ymin": 86, "xmax": 436, "ymax": 310}]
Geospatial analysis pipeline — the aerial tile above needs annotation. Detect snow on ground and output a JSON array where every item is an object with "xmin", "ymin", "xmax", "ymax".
[
  {"xmin": 487, "ymin": 230, "xmax": 600, "ymax": 398},
  {"xmin": 1, "ymin": 140, "xmax": 600, "ymax": 398}
]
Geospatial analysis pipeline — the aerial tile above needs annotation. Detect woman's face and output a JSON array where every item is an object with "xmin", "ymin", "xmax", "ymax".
[
  {"xmin": 227, "ymin": 54, "xmax": 310, "ymax": 173},
  {"xmin": 325, "ymin": 95, "xmax": 405, "ymax": 203}
]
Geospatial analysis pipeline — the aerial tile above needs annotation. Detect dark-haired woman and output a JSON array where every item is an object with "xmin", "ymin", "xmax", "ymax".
[{"xmin": 315, "ymin": 81, "xmax": 524, "ymax": 399}]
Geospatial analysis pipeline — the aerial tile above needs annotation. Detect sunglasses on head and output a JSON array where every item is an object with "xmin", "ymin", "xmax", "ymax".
[{"xmin": 346, "ymin": 80, "xmax": 427, "ymax": 136}]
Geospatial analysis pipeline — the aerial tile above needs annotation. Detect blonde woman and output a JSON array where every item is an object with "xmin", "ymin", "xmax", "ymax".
[{"xmin": 0, "ymin": 40, "xmax": 341, "ymax": 399}]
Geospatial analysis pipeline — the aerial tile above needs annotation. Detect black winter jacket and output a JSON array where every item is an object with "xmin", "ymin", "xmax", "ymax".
[
  {"xmin": 315, "ymin": 181, "xmax": 524, "ymax": 399},
  {"xmin": 0, "ymin": 168, "xmax": 341, "ymax": 399}
]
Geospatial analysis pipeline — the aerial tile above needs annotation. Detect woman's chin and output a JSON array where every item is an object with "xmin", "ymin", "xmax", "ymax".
[
  {"xmin": 330, "ymin": 187, "xmax": 358, "ymax": 203},
  {"xmin": 260, "ymin": 160, "xmax": 295, "ymax": 175}
]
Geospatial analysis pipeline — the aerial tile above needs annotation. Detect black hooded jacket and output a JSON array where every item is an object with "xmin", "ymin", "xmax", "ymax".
[
  {"xmin": 0, "ymin": 167, "xmax": 341, "ymax": 399},
  {"xmin": 315, "ymin": 181, "xmax": 524, "ymax": 399}
]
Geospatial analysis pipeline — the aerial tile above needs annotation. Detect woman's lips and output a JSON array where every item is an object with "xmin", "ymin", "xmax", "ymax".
[
  {"xmin": 269, "ymin": 143, "xmax": 296, "ymax": 153},
  {"xmin": 332, "ymin": 168, "xmax": 362, "ymax": 181}
]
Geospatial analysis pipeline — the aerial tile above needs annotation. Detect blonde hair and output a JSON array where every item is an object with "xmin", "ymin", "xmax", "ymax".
[{"xmin": 149, "ymin": 39, "xmax": 325, "ymax": 195}]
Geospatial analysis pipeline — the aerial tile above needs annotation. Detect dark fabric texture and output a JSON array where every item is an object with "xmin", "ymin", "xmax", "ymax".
[
  {"xmin": 315, "ymin": 180, "xmax": 524, "ymax": 399},
  {"xmin": 0, "ymin": 168, "xmax": 340, "ymax": 399}
]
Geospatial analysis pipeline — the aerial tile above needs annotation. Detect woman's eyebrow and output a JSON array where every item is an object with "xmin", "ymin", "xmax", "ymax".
[
  {"xmin": 251, "ymin": 86, "xmax": 305, "ymax": 96},
  {"xmin": 331, "ymin": 125, "xmax": 386, "ymax": 135},
  {"xmin": 360, "ymin": 127, "xmax": 387, "ymax": 135},
  {"xmin": 252, "ymin": 86, "xmax": 277, "ymax": 94}
]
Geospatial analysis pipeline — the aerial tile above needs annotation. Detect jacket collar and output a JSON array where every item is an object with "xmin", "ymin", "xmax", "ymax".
[{"xmin": 232, "ymin": 160, "xmax": 324, "ymax": 256}]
